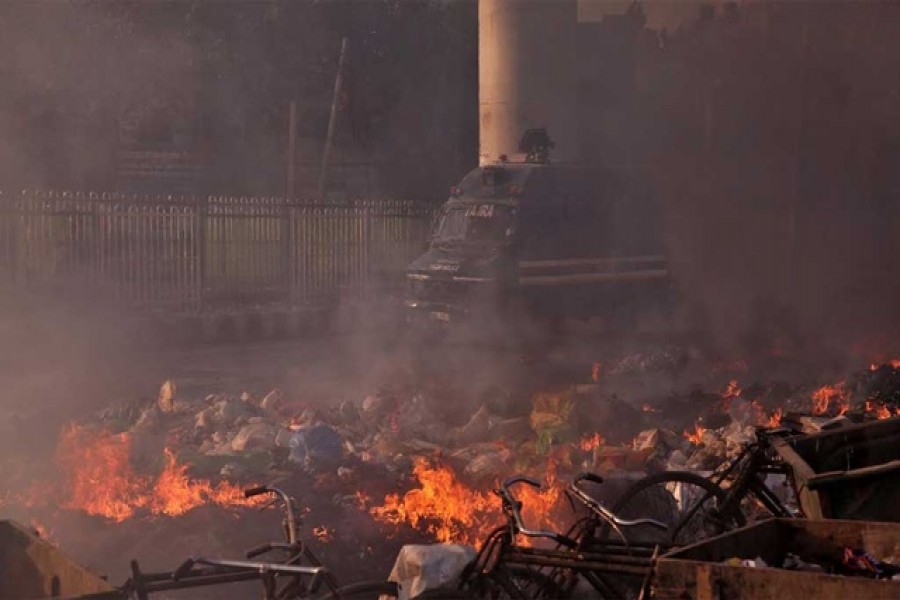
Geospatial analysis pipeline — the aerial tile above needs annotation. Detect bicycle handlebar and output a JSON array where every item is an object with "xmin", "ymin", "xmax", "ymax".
[
  {"xmin": 568, "ymin": 475, "xmax": 668, "ymax": 531},
  {"xmin": 245, "ymin": 543, "xmax": 273, "ymax": 559},
  {"xmin": 501, "ymin": 475, "xmax": 542, "ymax": 490},
  {"xmin": 497, "ymin": 476, "xmax": 568, "ymax": 544},
  {"xmin": 242, "ymin": 485, "xmax": 299, "ymax": 545}
]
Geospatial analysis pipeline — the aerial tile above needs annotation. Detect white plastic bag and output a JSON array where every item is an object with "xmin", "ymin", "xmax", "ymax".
[{"xmin": 387, "ymin": 544, "xmax": 476, "ymax": 599}]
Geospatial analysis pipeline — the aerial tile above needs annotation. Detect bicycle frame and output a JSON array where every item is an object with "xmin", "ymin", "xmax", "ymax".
[
  {"xmin": 456, "ymin": 476, "xmax": 664, "ymax": 599},
  {"xmin": 126, "ymin": 557, "xmax": 327, "ymax": 600},
  {"xmin": 103, "ymin": 485, "xmax": 346, "ymax": 600},
  {"xmin": 671, "ymin": 432, "xmax": 797, "ymax": 541}
]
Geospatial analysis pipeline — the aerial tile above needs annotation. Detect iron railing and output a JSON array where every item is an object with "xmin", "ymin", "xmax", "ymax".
[{"xmin": 0, "ymin": 190, "xmax": 436, "ymax": 310}]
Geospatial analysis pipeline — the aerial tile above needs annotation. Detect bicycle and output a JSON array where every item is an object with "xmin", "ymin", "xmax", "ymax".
[
  {"xmin": 420, "ymin": 473, "xmax": 669, "ymax": 599},
  {"xmin": 607, "ymin": 427, "xmax": 802, "ymax": 547},
  {"xmin": 82, "ymin": 484, "xmax": 400, "ymax": 600}
]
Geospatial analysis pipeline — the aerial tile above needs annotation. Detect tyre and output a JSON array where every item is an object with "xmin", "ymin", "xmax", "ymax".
[
  {"xmin": 607, "ymin": 471, "xmax": 745, "ymax": 546},
  {"xmin": 312, "ymin": 580, "xmax": 398, "ymax": 599}
]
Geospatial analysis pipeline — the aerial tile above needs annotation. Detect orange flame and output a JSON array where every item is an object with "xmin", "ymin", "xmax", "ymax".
[
  {"xmin": 354, "ymin": 490, "xmax": 371, "ymax": 509},
  {"xmin": 683, "ymin": 424, "xmax": 707, "ymax": 446},
  {"xmin": 151, "ymin": 448, "xmax": 258, "ymax": 517},
  {"xmin": 591, "ymin": 362, "xmax": 602, "ymax": 383},
  {"xmin": 750, "ymin": 401, "xmax": 782, "ymax": 428},
  {"xmin": 370, "ymin": 458, "xmax": 496, "ymax": 544},
  {"xmin": 56, "ymin": 425, "xmax": 261, "ymax": 521},
  {"xmin": 579, "ymin": 433, "xmax": 605, "ymax": 452},
  {"xmin": 514, "ymin": 461, "xmax": 564, "ymax": 548},
  {"xmin": 865, "ymin": 400, "xmax": 896, "ymax": 420},
  {"xmin": 868, "ymin": 359, "xmax": 900, "ymax": 371},
  {"xmin": 720, "ymin": 380, "xmax": 742, "ymax": 411},
  {"xmin": 810, "ymin": 382, "xmax": 850, "ymax": 416},
  {"xmin": 642, "ymin": 403, "xmax": 660, "ymax": 413},
  {"xmin": 312, "ymin": 525, "xmax": 334, "ymax": 543},
  {"xmin": 370, "ymin": 458, "xmax": 565, "ymax": 545},
  {"xmin": 56, "ymin": 425, "xmax": 149, "ymax": 521},
  {"xmin": 724, "ymin": 380, "xmax": 741, "ymax": 397}
]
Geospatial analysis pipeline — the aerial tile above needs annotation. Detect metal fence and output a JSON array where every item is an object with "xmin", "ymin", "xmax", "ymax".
[{"xmin": 0, "ymin": 190, "xmax": 435, "ymax": 310}]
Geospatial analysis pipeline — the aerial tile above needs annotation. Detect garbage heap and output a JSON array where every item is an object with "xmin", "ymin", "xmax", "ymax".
[{"xmin": 52, "ymin": 357, "xmax": 900, "ymax": 538}]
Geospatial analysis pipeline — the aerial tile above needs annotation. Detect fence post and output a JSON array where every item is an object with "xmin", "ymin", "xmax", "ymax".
[
  {"xmin": 363, "ymin": 200, "xmax": 372, "ymax": 299},
  {"xmin": 196, "ymin": 195, "xmax": 207, "ymax": 310},
  {"xmin": 282, "ymin": 197, "xmax": 292, "ymax": 305}
]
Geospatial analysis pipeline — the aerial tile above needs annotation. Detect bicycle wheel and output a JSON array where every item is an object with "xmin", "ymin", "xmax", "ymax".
[
  {"xmin": 608, "ymin": 471, "xmax": 745, "ymax": 546},
  {"xmin": 311, "ymin": 580, "xmax": 398, "ymax": 599},
  {"xmin": 438, "ymin": 567, "xmax": 565, "ymax": 600},
  {"xmin": 497, "ymin": 566, "xmax": 568, "ymax": 599}
]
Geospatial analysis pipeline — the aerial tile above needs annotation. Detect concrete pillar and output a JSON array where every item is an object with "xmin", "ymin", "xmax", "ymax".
[{"xmin": 479, "ymin": 0, "xmax": 580, "ymax": 165}]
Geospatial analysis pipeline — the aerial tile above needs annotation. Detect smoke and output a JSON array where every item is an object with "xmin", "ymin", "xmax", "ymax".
[
  {"xmin": 0, "ymin": 4, "xmax": 898, "ymax": 591},
  {"xmin": 634, "ymin": 2, "xmax": 900, "ymax": 365},
  {"xmin": 0, "ymin": 2, "xmax": 200, "ymax": 190}
]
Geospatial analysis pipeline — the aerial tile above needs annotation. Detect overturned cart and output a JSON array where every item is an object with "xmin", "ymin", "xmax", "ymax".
[
  {"xmin": 654, "ymin": 518, "xmax": 900, "ymax": 599},
  {"xmin": 771, "ymin": 416, "xmax": 900, "ymax": 521}
]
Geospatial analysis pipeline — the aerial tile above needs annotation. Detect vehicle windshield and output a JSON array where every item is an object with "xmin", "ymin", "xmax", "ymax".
[{"xmin": 432, "ymin": 204, "xmax": 516, "ymax": 245}]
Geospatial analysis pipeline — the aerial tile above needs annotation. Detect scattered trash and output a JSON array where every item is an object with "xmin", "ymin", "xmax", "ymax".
[
  {"xmin": 530, "ymin": 389, "xmax": 576, "ymax": 454},
  {"xmin": 288, "ymin": 424, "xmax": 344, "ymax": 473},
  {"xmin": 593, "ymin": 446, "xmax": 652, "ymax": 474},
  {"xmin": 158, "ymin": 380, "xmax": 177, "ymax": 413},
  {"xmin": 724, "ymin": 556, "xmax": 768, "ymax": 568},
  {"xmin": 451, "ymin": 404, "xmax": 494, "ymax": 444},
  {"xmin": 260, "ymin": 389, "xmax": 284, "ymax": 412},
  {"xmin": 608, "ymin": 346, "xmax": 688, "ymax": 376},
  {"xmin": 841, "ymin": 547, "xmax": 900, "ymax": 579},
  {"xmin": 230, "ymin": 423, "xmax": 279, "ymax": 453},
  {"xmin": 464, "ymin": 449, "xmax": 509, "ymax": 481},
  {"xmin": 387, "ymin": 544, "xmax": 476, "ymax": 600},
  {"xmin": 782, "ymin": 553, "xmax": 824, "ymax": 573}
]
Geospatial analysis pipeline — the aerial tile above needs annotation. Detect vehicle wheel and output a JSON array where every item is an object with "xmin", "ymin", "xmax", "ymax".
[
  {"xmin": 312, "ymin": 580, "xmax": 399, "ymax": 599},
  {"xmin": 606, "ymin": 471, "xmax": 745, "ymax": 546}
]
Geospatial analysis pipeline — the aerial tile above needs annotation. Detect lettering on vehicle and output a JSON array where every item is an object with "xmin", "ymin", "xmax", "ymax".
[
  {"xmin": 430, "ymin": 262, "xmax": 460, "ymax": 272},
  {"xmin": 464, "ymin": 204, "xmax": 495, "ymax": 218}
]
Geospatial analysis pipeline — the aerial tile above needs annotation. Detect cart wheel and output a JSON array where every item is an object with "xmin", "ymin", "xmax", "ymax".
[{"xmin": 606, "ymin": 471, "xmax": 745, "ymax": 546}]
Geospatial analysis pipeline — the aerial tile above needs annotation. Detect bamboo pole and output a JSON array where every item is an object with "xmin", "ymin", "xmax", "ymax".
[{"xmin": 318, "ymin": 37, "xmax": 349, "ymax": 200}]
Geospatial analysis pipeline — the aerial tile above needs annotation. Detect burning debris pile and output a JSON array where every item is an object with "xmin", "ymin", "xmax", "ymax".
[
  {"xmin": 56, "ymin": 425, "xmax": 261, "ymax": 521},
  {"xmin": 2, "ymin": 353, "xmax": 899, "ymax": 571}
]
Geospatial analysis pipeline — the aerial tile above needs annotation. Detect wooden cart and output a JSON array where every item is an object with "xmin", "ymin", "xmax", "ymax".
[
  {"xmin": 770, "ymin": 416, "xmax": 900, "ymax": 521},
  {"xmin": 654, "ymin": 518, "xmax": 900, "ymax": 599},
  {"xmin": 0, "ymin": 520, "xmax": 116, "ymax": 599}
]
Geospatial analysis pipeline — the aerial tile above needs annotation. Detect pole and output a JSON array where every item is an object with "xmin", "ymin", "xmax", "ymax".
[
  {"xmin": 286, "ymin": 100, "xmax": 297, "ymax": 198},
  {"xmin": 318, "ymin": 37, "xmax": 349, "ymax": 200}
]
